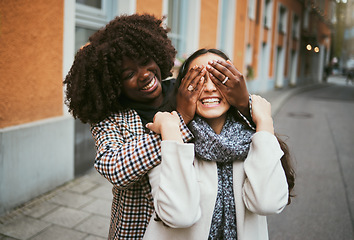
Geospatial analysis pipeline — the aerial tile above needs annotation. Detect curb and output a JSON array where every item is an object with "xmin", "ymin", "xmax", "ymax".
[{"xmin": 262, "ymin": 83, "xmax": 329, "ymax": 117}]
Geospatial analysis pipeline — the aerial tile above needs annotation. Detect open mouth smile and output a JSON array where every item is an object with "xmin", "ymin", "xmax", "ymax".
[
  {"xmin": 201, "ymin": 97, "xmax": 221, "ymax": 105},
  {"xmin": 142, "ymin": 76, "xmax": 157, "ymax": 91}
]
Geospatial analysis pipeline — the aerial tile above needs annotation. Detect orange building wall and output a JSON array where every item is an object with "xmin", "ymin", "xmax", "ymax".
[
  {"xmin": 136, "ymin": 0, "xmax": 163, "ymax": 18},
  {"xmin": 233, "ymin": 0, "xmax": 248, "ymax": 70},
  {"xmin": 0, "ymin": 0, "xmax": 64, "ymax": 128},
  {"xmin": 199, "ymin": 0, "xmax": 218, "ymax": 49},
  {"xmin": 250, "ymin": 0, "xmax": 263, "ymax": 79},
  {"xmin": 284, "ymin": 0, "xmax": 302, "ymax": 76},
  {"xmin": 318, "ymin": 21, "xmax": 331, "ymax": 48}
]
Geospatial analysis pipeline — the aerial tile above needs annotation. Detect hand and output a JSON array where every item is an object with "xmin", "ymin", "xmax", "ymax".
[
  {"xmin": 146, "ymin": 111, "xmax": 180, "ymax": 134},
  {"xmin": 146, "ymin": 111, "xmax": 183, "ymax": 142},
  {"xmin": 206, "ymin": 59, "xmax": 250, "ymax": 117},
  {"xmin": 176, "ymin": 66, "xmax": 206, "ymax": 124},
  {"xmin": 251, "ymin": 95, "xmax": 274, "ymax": 134}
]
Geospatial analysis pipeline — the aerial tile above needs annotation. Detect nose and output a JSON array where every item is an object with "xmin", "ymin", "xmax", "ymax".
[
  {"xmin": 204, "ymin": 74, "xmax": 217, "ymax": 92},
  {"xmin": 138, "ymin": 67, "xmax": 151, "ymax": 81}
]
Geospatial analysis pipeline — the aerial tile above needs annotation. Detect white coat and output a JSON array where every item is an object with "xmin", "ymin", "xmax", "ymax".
[{"xmin": 144, "ymin": 131, "xmax": 289, "ymax": 240}]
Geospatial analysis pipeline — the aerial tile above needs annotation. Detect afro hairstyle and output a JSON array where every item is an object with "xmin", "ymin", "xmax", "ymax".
[{"xmin": 64, "ymin": 13, "xmax": 176, "ymax": 124}]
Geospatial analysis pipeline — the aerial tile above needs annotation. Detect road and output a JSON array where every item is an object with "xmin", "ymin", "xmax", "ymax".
[{"xmin": 267, "ymin": 76, "xmax": 354, "ymax": 240}]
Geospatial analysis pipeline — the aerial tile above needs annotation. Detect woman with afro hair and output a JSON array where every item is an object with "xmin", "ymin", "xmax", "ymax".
[
  {"xmin": 64, "ymin": 14, "xmax": 251, "ymax": 239},
  {"xmin": 64, "ymin": 13, "xmax": 202, "ymax": 239}
]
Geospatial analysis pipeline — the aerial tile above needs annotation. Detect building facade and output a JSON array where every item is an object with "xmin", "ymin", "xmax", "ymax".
[
  {"xmin": 342, "ymin": 0, "xmax": 354, "ymax": 70},
  {"xmin": 0, "ymin": 0, "xmax": 335, "ymax": 215}
]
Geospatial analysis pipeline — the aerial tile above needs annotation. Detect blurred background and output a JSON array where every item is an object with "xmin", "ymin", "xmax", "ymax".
[{"xmin": 0, "ymin": 0, "xmax": 352, "ymax": 222}]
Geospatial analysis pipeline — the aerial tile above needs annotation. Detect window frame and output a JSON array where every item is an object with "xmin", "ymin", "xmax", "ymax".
[{"xmin": 75, "ymin": 0, "xmax": 117, "ymax": 29}]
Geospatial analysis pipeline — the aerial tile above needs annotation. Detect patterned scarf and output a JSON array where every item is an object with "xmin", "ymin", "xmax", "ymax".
[{"xmin": 189, "ymin": 113, "xmax": 255, "ymax": 240}]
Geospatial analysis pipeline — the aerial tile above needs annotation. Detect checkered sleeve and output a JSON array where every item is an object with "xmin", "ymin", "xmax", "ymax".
[
  {"xmin": 91, "ymin": 110, "xmax": 162, "ymax": 189},
  {"xmin": 178, "ymin": 112, "xmax": 194, "ymax": 143},
  {"xmin": 91, "ymin": 110, "xmax": 194, "ymax": 189}
]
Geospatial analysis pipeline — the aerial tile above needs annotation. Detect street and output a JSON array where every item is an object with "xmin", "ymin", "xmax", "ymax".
[{"xmin": 268, "ymin": 77, "xmax": 354, "ymax": 240}]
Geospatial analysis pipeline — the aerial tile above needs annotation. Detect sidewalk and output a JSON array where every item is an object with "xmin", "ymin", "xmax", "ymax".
[
  {"xmin": 0, "ymin": 83, "xmax": 327, "ymax": 240},
  {"xmin": 0, "ymin": 170, "xmax": 112, "ymax": 240}
]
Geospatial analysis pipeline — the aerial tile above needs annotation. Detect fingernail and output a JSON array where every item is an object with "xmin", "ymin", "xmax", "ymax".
[{"xmin": 206, "ymin": 65, "xmax": 211, "ymax": 69}]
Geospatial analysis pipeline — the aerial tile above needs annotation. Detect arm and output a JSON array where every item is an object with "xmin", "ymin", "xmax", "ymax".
[
  {"xmin": 242, "ymin": 132, "xmax": 288, "ymax": 215},
  {"xmin": 146, "ymin": 111, "xmax": 201, "ymax": 228},
  {"xmin": 91, "ymin": 110, "xmax": 193, "ymax": 189},
  {"xmin": 242, "ymin": 95, "xmax": 288, "ymax": 215}
]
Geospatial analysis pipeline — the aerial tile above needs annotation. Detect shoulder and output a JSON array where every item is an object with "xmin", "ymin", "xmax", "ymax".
[{"xmin": 91, "ymin": 109, "xmax": 143, "ymax": 134}]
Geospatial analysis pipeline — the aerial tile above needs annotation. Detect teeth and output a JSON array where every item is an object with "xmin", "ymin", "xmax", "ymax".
[
  {"xmin": 142, "ymin": 77, "xmax": 156, "ymax": 90},
  {"xmin": 202, "ymin": 98, "xmax": 220, "ymax": 104}
]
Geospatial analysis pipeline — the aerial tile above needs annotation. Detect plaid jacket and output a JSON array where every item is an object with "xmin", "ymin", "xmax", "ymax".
[{"xmin": 91, "ymin": 109, "xmax": 193, "ymax": 239}]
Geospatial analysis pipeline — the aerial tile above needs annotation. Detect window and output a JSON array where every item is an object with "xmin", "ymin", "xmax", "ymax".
[
  {"xmin": 292, "ymin": 14, "xmax": 300, "ymax": 39},
  {"xmin": 278, "ymin": 5, "xmax": 287, "ymax": 34},
  {"xmin": 264, "ymin": 0, "xmax": 272, "ymax": 29},
  {"xmin": 76, "ymin": 0, "xmax": 102, "ymax": 9},
  {"xmin": 75, "ymin": 0, "xmax": 118, "ymax": 51},
  {"xmin": 248, "ymin": 0, "xmax": 256, "ymax": 20},
  {"xmin": 303, "ymin": 7, "xmax": 309, "ymax": 30},
  {"xmin": 166, "ymin": 0, "xmax": 189, "ymax": 58},
  {"xmin": 217, "ymin": 0, "xmax": 236, "ymax": 58},
  {"xmin": 246, "ymin": 44, "xmax": 253, "ymax": 66}
]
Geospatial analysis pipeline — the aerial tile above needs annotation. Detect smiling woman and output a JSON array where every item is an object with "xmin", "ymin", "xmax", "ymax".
[
  {"xmin": 63, "ymin": 14, "xmax": 198, "ymax": 240},
  {"xmin": 144, "ymin": 48, "xmax": 295, "ymax": 240}
]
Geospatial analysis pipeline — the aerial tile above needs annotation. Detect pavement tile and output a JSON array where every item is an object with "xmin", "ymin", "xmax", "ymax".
[
  {"xmin": 48, "ymin": 191, "xmax": 94, "ymax": 209},
  {"xmin": 75, "ymin": 215, "xmax": 109, "ymax": 238},
  {"xmin": 22, "ymin": 201, "xmax": 58, "ymax": 219},
  {"xmin": 0, "ymin": 234, "xmax": 19, "ymax": 240},
  {"xmin": 0, "ymin": 215, "xmax": 50, "ymax": 240},
  {"xmin": 83, "ymin": 235, "xmax": 106, "ymax": 240},
  {"xmin": 29, "ymin": 225, "xmax": 86, "ymax": 240},
  {"xmin": 84, "ymin": 171, "xmax": 111, "ymax": 186},
  {"xmin": 68, "ymin": 181, "xmax": 98, "ymax": 194},
  {"xmin": 86, "ymin": 186, "xmax": 112, "ymax": 201},
  {"xmin": 41, "ymin": 207, "xmax": 90, "ymax": 229},
  {"xmin": 81, "ymin": 199, "xmax": 111, "ymax": 217}
]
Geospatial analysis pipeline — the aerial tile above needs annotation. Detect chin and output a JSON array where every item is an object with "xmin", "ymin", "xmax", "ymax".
[{"xmin": 197, "ymin": 111, "xmax": 226, "ymax": 119}]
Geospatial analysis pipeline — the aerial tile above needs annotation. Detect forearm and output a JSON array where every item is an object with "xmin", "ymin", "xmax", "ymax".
[
  {"xmin": 242, "ymin": 131, "xmax": 288, "ymax": 215},
  {"xmin": 91, "ymin": 112, "xmax": 163, "ymax": 189},
  {"xmin": 149, "ymin": 141, "xmax": 201, "ymax": 228},
  {"xmin": 94, "ymin": 132, "xmax": 162, "ymax": 188}
]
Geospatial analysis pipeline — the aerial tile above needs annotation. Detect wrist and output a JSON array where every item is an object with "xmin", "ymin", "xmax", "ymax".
[
  {"xmin": 237, "ymin": 95, "xmax": 251, "ymax": 118},
  {"xmin": 161, "ymin": 124, "xmax": 183, "ymax": 142},
  {"xmin": 255, "ymin": 118, "xmax": 274, "ymax": 134}
]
